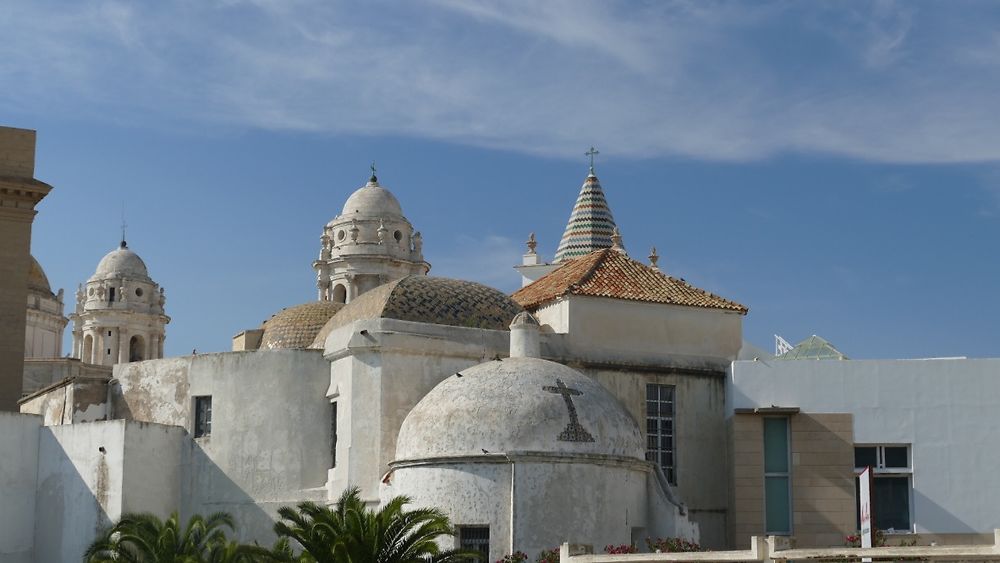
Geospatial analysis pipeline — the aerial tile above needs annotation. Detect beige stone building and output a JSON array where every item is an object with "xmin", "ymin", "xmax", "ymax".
[{"xmin": 0, "ymin": 126, "xmax": 52, "ymax": 411}]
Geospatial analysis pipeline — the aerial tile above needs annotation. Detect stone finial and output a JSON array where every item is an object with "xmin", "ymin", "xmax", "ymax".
[
  {"xmin": 349, "ymin": 219, "xmax": 360, "ymax": 244},
  {"xmin": 526, "ymin": 232, "xmax": 537, "ymax": 254},
  {"xmin": 377, "ymin": 219, "xmax": 388, "ymax": 244},
  {"xmin": 649, "ymin": 246, "xmax": 660, "ymax": 271},
  {"xmin": 320, "ymin": 233, "xmax": 331, "ymax": 259},
  {"xmin": 412, "ymin": 231, "xmax": 423, "ymax": 254},
  {"xmin": 611, "ymin": 226, "xmax": 625, "ymax": 253}
]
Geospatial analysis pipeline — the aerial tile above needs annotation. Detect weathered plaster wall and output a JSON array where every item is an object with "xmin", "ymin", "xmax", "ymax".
[
  {"xmin": 584, "ymin": 365, "xmax": 727, "ymax": 547},
  {"xmin": 121, "ymin": 422, "xmax": 183, "ymax": 516},
  {"xmin": 536, "ymin": 296, "xmax": 743, "ymax": 372},
  {"xmin": 389, "ymin": 458, "xmax": 655, "ymax": 560},
  {"xmin": 730, "ymin": 358, "xmax": 1000, "ymax": 535},
  {"xmin": 19, "ymin": 375, "xmax": 109, "ymax": 425},
  {"xmin": 21, "ymin": 357, "xmax": 110, "ymax": 397},
  {"xmin": 325, "ymin": 319, "xmax": 509, "ymax": 502},
  {"xmin": 0, "ymin": 412, "xmax": 41, "ymax": 563},
  {"xmin": 34, "ymin": 420, "xmax": 125, "ymax": 562},
  {"xmin": 113, "ymin": 350, "xmax": 332, "ymax": 542}
]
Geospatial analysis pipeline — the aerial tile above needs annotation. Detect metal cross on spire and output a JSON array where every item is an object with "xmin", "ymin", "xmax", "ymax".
[
  {"xmin": 585, "ymin": 146, "xmax": 599, "ymax": 174},
  {"xmin": 120, "ymin": 203, "xmax": 127, "ymax": 248},
  {"xmin": 369, "ymin": 161, "xmax": 377, "ymax": 183}
]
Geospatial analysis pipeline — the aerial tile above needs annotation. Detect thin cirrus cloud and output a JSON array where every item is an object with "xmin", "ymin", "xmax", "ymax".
[{"xmin": 2, "ymin": 0, "xmax": 1000, "ymax": 163}]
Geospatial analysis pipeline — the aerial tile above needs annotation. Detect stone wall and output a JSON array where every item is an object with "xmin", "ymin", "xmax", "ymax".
[
  {"xmin": 0, "ymin": 125, "xmax": 50, "ymax": 411},
  {"xmin": 728, "ymin": 412, "xmax": 856, "ymax": 548}
]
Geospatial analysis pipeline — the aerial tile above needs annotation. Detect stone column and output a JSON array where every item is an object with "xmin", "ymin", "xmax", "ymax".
[
  {"xmin": 157, "ymin": 334, "xmax": 164, "ymax": 359},
  {"xmin": 0, "ymin": 127, "xmax": 51, "ymax": 410},
  {"xmin": 150, "ymin": 333, "xmax": 159, "ymax": 360},
  {"xmin": 118, "ymin": 328, "xmax": 129, "ymax": 364},
  {"xmin": 109, "ymin": 327, "xmax": 120, "ymax": 366}
]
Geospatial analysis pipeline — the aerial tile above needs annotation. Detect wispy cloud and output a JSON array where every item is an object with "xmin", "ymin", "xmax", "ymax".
[{"xmin": 3, "ymin": 1, "xmax": 1000, "ymax": 164}]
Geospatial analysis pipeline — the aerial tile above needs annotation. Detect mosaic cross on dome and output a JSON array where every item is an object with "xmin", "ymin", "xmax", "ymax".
[{"xmin": 544, "ymin": 378, "xmax": 595, "ymax": 442}]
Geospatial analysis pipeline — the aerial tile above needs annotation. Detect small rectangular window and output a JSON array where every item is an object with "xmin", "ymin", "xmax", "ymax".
[
  {"xmin": 763, "ymin": 417, "xmax": 791, "ymax": 534},
  {"xmin": 331, "ymin": 402, "xmax": 338, "ymax": 468},
  {"xmin": 854, "ymin": 446, "xmax": 877, "ymax": 468},
  {"xmin": 645, "ymin": 383, "xmax": 676, "ymax": 484},
  {"xmin": 194, "ymin": 396, "xmax": 212, "ymax": 438},
  {"xmin": 458, "ymin": 526, "xmax": 489, "ymax": 561}
]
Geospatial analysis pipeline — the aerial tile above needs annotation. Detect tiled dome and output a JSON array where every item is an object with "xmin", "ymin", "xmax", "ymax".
[
  {"xmin": 311, "ymin": 276, "xmax": 524, "ymax": 348},
  {"xmin": 260, "ymin": 301, "xmax": 346, "ymax": 350},
  {"xmin": 28, "ymin": 255, "xmax": 53, "ymax": 295}
]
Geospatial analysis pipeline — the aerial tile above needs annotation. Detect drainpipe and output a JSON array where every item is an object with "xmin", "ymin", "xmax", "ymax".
[{"xmin": 506, "ymin": 453, "xmax": 516, "ymax": 554}]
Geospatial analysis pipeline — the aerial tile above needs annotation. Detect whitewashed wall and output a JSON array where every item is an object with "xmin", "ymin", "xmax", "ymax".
[{"xmin": 0, "ymin": 413, "xmax": 41, "ymax": 563}]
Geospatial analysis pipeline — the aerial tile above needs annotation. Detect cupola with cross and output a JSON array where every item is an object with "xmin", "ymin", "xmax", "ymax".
[
  {"xmin": 70, "ymin": 234, "xmax": 169, "ymax": 366},
  {"xmin": 314, "ymin": 164, "xmax": 430, "ymax": 304}
]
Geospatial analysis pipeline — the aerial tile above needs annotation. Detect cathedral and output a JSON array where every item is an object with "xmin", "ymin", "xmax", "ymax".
[
  {"xmin": 3, "ymin": 126, "xmax": 748, "ymax": 561},
  {"xmin": 5, "ymin": 125, "xmax": 999, "ymax": 563}
]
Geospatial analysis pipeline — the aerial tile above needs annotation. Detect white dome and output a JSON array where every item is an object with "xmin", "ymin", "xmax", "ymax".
[
  {"xmin": 396, "ymin": 357, "xmax": 644, "ymax": 461},
  {"xmin": 90, "ymin": 243, "xmax": 150, "ymax": 280},
  {"xmin": 340, "ymin": 178, "xmax": 403, "ymax": 218}
]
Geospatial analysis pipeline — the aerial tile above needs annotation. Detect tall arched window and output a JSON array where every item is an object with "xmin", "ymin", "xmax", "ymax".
[
  {"xmin": 332, "ymin": 284, "xmax": 347, "ymax": 304},
  {"xmin": 129, "ymin": 335, "xmax": 145, "ymax": 362},
  {"xmin": 83, "ymin": 334, "xmax": 94, "ymax": 364}
]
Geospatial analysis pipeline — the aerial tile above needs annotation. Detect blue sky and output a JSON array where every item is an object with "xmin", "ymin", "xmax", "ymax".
[{"xmin": 4, "ymin": 1, "xmax": 1000, "ymax": 359}]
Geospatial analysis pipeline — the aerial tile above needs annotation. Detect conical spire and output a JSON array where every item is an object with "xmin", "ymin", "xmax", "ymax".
[{"xmin": 553, "ymin": 169, "xmax": 619, "ymax": 263}]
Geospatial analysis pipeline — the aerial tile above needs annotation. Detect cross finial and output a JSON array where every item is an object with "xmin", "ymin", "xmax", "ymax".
[
  {"xmin": 369, "ymin": 161, "xmax": 377, "ymax": 183},
  {"xmin": 120, "ymin": 203, "xmax": 127, "ymax": 248},
  {"xmin": 585, "ymin": 146, "xmax": 599, "ymax": 174}
]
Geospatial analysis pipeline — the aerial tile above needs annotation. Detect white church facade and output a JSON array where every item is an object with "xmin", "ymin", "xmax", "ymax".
[{"xmin": 3, "ymin": 125, "xmax": 1000, "ymax": 562}]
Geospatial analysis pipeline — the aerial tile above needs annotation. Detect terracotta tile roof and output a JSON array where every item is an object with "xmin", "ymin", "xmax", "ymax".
[{"xmin": 511, "ymin": 249, "xmax": 748, "ymax": 314}]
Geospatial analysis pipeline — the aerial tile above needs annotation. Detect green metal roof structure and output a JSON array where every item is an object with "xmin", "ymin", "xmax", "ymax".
[{"xmin": 777, "ymin": 335, "xmax": 848, "ymax": 360}]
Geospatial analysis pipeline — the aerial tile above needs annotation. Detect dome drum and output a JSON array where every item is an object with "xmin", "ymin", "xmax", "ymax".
[{"xmin": 315, "ymin": 176, "xmax": 428, "ymax": 303}]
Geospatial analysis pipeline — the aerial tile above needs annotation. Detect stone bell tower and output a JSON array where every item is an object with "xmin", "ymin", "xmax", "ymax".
[
  {"xmin": 71, "ymin": 240, "xmax": 170, "ymax": 366},
  {"xmin": 0, "ymin": 126, "xmax": 52, "ymax": 410},
  {"xmin": 313, "ymin": 166, "xmax": 429, "ymax": 303}
]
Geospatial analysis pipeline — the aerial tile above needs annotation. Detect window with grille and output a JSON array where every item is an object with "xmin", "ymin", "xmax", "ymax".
[
  {"xmin": 194, "ymin": 396, "xmax": 212, "ymax": 438},
  {"xmin": 458, "ymin": 526, "xmax": 489, "ymax": 561},
  {"xmin": 645, "ymin": 384, "xmax": 676, "ymax": 484}
]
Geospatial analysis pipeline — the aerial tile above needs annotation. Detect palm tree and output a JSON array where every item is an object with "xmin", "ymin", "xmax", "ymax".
[
  {"xmin": 274, "ymin": 486, "xmax": 475, "ymax": 563},
  {"xmin": 84, "ymin": 510, "xmax": 281, "ymax": 562}
]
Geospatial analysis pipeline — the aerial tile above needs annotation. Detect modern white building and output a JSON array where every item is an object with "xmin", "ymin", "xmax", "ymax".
[{"xmin": 728, "ymin": 350, "xmax": 1000, "ymax": 546}]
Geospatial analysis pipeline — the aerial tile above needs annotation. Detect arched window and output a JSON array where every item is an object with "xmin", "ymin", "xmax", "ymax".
[
  {"xmin": 332, "ymin": 284, "xmax": 347, "ymax": 304},
  {"xmin": 129, "ymin": 335, "xmax": 145, "ymax": 362}
]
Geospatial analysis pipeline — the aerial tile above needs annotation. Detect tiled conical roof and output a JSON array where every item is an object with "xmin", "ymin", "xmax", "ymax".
[{"xmin": 553, "ymin": 173, "xmax": 618, "ymax": 263}]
